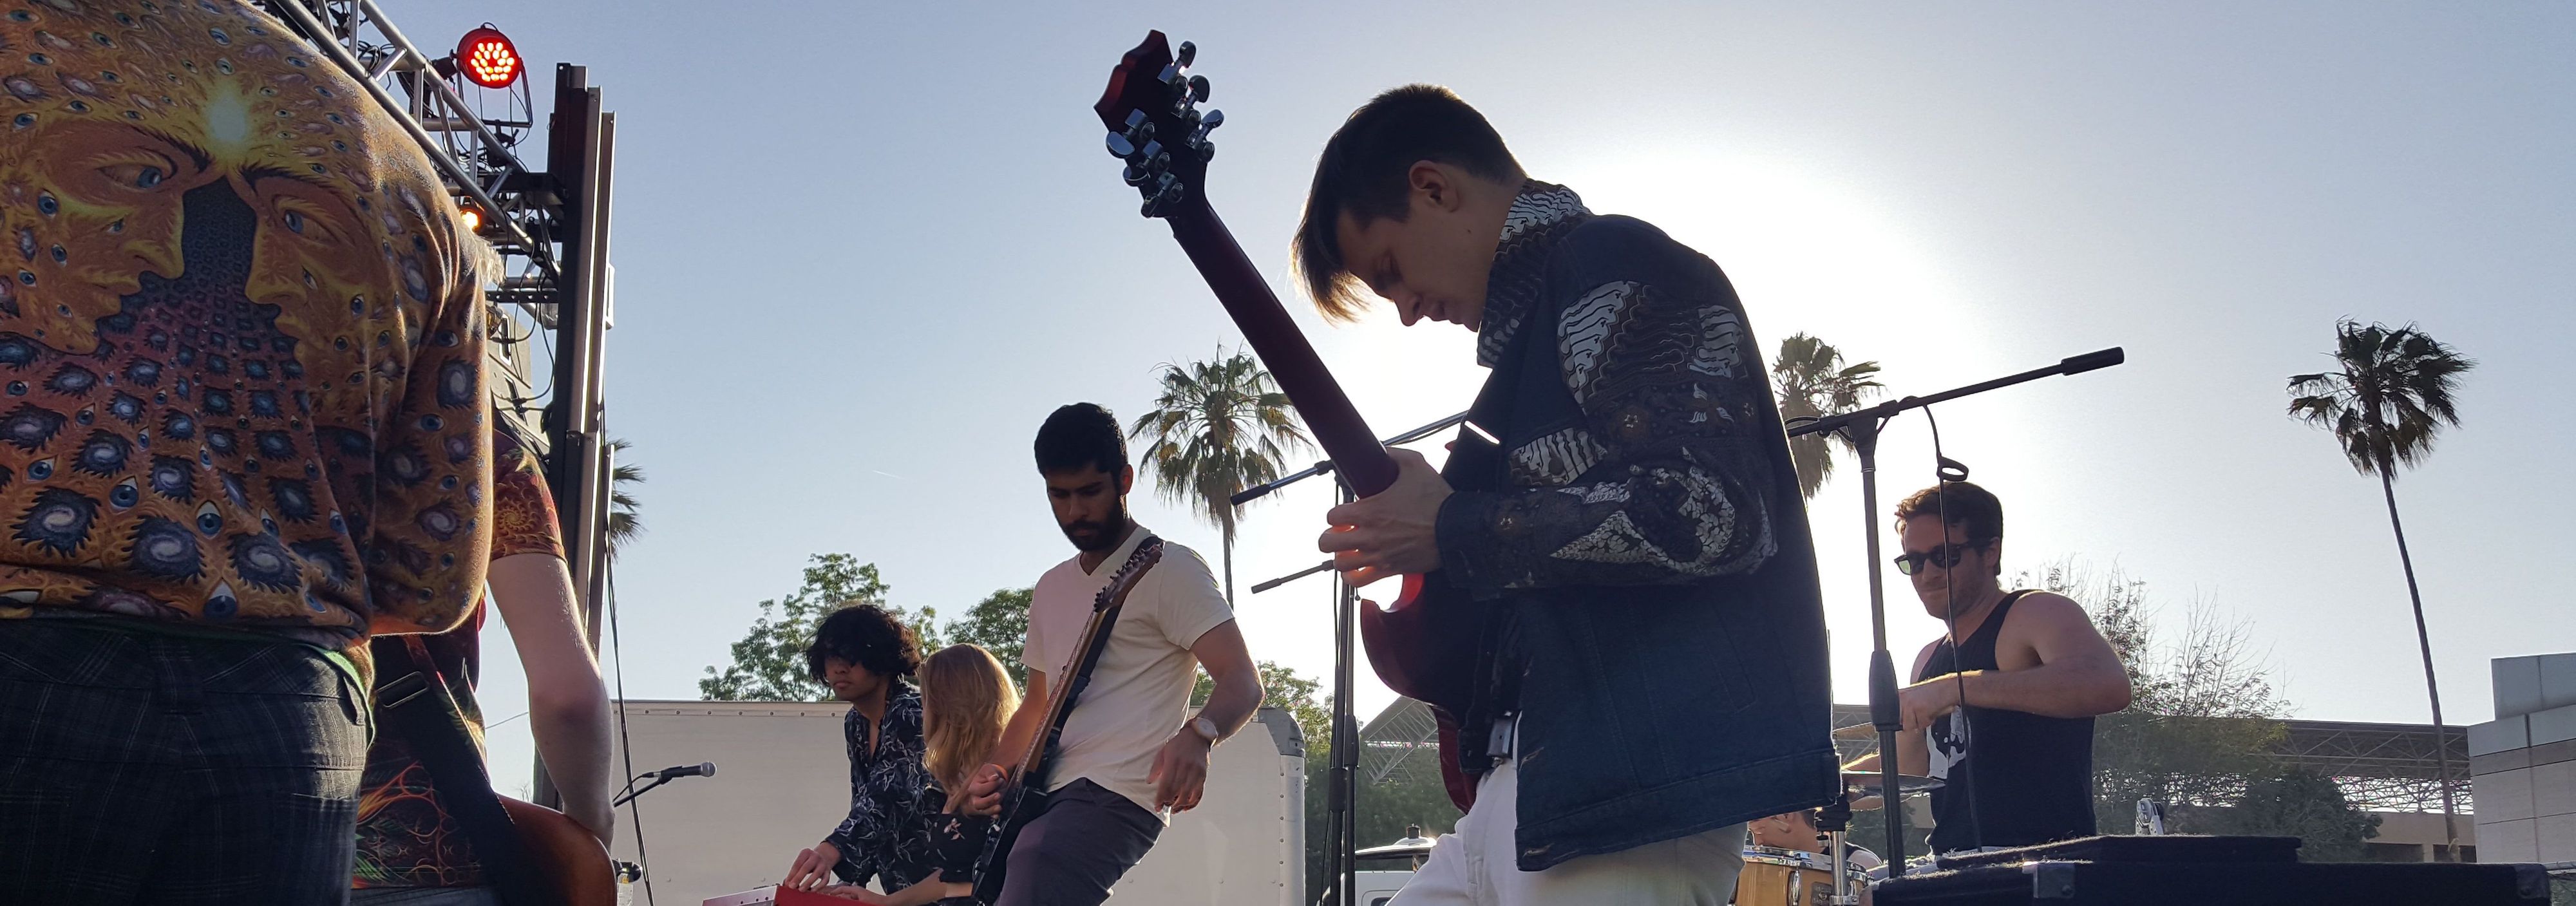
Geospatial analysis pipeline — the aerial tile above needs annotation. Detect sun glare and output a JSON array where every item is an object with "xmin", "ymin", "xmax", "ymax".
[{"xmin": 1567, "ymin": 152, "xmax": 1991, "ymax": 372}]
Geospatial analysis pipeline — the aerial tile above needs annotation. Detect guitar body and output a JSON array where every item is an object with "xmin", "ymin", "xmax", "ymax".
[
  {"xmin": 499, "ymin": 795, "xmax": 616, "ymax": 906},
  {"xmin": 971, "ymin": 538, "xmax": 1164, "ymax": 903},
  {"xmin": 1093, "ymin": 32, "xmax": 1486, "ymax": 809},
  {"xmin": 971, "ymin": 782, "xmax": 1048, "ymax": 902}
]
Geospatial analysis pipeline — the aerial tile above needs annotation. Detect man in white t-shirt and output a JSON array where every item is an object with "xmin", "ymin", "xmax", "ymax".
[{"xmin": 963, "ymin": 402, "xmax": 1264, "ymax": 906}]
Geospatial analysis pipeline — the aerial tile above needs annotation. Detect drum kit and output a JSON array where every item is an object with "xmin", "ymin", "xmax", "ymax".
[{"xmin": 1732, "ymin": 722, "xmax": 1945, "ymax": 906}]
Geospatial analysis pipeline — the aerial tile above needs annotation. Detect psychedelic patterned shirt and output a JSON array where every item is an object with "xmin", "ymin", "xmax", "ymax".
[
  {"xmin": 352, "ymin": 429, "xmax": 564, "ymax": 888},
  {"xmin": 0, "ymin": 0, "xmax": 493, "ymax": 647}
]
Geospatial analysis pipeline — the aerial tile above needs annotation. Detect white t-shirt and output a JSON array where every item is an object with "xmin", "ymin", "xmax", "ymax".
[{"xmin": 1022, "ymin": 525, "xmax": 1233, "ymax": 813}]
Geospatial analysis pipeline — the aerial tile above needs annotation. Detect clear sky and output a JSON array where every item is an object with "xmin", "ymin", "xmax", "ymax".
[{"xmin": 379, "ymin": 1, "xmax": 2572, "ymax": 796}]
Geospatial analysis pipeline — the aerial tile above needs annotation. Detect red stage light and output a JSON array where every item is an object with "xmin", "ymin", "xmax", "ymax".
[{"xmin": 455, "ymin": 26, "xmax": 520, "ymax": 89}]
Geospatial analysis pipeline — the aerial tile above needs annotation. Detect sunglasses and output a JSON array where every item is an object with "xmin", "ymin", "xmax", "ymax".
[{"xmin": 1893, "ymin": 540, "xmax": 1994, "ymax": 576}]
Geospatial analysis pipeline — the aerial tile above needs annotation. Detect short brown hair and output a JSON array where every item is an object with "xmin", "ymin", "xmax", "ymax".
[
  {"xmin": 1894, "ymin": 480, "xmax": 2004, "ymax": 544},
  {"xmin": 1294, "ymin": 85, "xmax": 1524, "ymax": 321}
]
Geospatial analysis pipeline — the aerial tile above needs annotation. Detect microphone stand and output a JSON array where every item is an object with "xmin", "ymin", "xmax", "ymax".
[
  {"xmin": 1238, "ymin": 410, "xmax": 1469, "ymax": 906},
  {"xmin": 1786, "ymin": 348, "xmax": 2122, "ymax": 867},
  {"xmin": 612, "ymin": 773, "xmax": 675, "ymax": 808}
]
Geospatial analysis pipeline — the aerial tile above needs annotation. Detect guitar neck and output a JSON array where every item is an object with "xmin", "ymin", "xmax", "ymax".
[
  {"xmin": 1016, "ymin": 607, "xmax": 1110, "ymax": 779},
  {"xmin": 1164, "ymin": 202, "xmax": 1397, "ymax": 497}
]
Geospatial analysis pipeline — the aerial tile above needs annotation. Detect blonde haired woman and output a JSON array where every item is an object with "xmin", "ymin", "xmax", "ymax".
[{"xmin": 824, "ymin": 645, "xmax": 1019, "ymax": 905}]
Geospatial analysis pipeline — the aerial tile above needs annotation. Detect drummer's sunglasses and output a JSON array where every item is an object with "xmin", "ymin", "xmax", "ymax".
[{"xmin": 1893, "ymin": 539, "xmax": 1995, "ymax": 576}]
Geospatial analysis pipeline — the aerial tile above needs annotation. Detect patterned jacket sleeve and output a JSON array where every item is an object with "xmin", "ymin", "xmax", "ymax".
[
  {"xmin": 1435, "ymin": 279, "xmax": 1782, "ymax": 596},
  {"xmin": 824, "ymin": 710, "xmax": 881, "ymax": 883}
]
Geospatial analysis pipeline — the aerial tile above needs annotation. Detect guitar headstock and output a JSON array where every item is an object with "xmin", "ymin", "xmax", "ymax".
[
  {"xmin": 1094, "ymin": 31, "xmax": 1224, "ymax": 219},
  {"xmin": 1091, "ymin": 536, "xmax": 1167, "ymax": 613}
]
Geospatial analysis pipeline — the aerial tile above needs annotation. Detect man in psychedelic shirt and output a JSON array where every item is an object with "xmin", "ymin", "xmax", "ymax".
[
  {"xmin": 352, "ymin": 429, "xmax": 612, "ymax": 904},
  {"xmin": 0, "ymin": 1, "xmax": 493, "ymax": 902}
]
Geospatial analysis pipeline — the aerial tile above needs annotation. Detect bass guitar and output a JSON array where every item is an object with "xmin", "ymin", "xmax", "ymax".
[
  {"xmin": 971, "ymin": 536, "xmax": 1165, "ymax": 902},
  {"xmin": 1090, "ymin": 32, "xmax": 1482, "ymax": 809}
]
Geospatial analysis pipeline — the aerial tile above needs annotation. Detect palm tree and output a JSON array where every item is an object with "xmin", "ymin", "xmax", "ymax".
[
  {"xmin": 1129, "ymin": 350, "xmax": 1314, "ymax": 605},
  {"xmin": 605, "ymin": 437, "xmax": 645, "ymax": 559},
  {"xmin": 1772, "ymin": 333, "xmax": 1885, "ymax": 499},
  {"xmin": 2287, "ymin": 319, "xmax": 2475, "ymax": 860}
]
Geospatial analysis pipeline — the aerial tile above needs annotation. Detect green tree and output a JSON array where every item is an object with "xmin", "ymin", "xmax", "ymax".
[
  {"xmin": 2027, "ymin": 560, "xmax": 2291, "ymax": 835},
  {"xmin": 699, "ymin": 554, "xmax": 934, "ymax": 701},
  {"xmin": 2210, "ymin": 767, "xmax": 2381, "ymax": 861},
  {"xmin": 2288, "ymin": 319, "xmax": 2476, "ymax": 858},
  {"xmin": 1772, "ymin": 332, "xmax": 1884, "ymax": 499},
  {"xmin": 944, "ymin": 587, "xmax": 1034, "ymax": 686},
  {"xmin": 605, "ymin": 437, "xmax": 645, "ymax": 559},
  {"xmin": 1128, "ymin": 351, "xmax": 1313, "ymax": 605},
  {"xmin": 1191, "ymin": 660, "xmax": 1326, "ymax": 738}
]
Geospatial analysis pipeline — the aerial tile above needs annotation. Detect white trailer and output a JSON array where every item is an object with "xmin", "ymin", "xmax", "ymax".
[{"xmin": 603, "ymin": 700, "xmax": 1305, "ymax": 906}]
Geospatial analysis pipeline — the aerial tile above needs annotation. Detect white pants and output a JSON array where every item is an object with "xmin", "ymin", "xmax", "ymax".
[{"xmin": 1388, "ymin": 758, "xmax": 1747, "ymax": 906}]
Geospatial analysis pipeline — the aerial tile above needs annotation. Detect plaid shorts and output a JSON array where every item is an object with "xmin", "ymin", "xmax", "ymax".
[{"xmin": 0, "ymin": 619, "xmax": 372, "ymax": 905}]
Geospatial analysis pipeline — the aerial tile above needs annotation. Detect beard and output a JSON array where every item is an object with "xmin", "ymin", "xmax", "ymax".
[{"xmin": 1059, "ymin": 498, "xmax": 1130, "ymax": 553}]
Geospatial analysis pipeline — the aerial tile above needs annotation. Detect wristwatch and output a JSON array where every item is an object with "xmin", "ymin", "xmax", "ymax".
[{"xmin": 1186, "ymin": 715, "xmax": 1221, "ymax": 743}]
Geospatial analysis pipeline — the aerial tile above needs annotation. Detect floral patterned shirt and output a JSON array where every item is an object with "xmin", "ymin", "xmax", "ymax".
[{"xmin": 825, "ymin": 680, "xmax": 940, "ymax": 891}]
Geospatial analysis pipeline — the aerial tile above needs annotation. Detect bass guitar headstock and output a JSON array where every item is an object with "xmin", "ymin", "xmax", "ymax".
[
  {"xmin": 1094, "ymin": 31, "xmax": 1223, "ymax": 219},
  {"xmin": 1091, "ymin": 536, "xmax": 1166, "ymax": 613}
]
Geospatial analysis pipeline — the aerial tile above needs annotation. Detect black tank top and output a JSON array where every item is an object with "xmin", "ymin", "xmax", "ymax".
[{"xmin": 1917, "ymin": 590, "xmax": 2096, "ymax": 853}]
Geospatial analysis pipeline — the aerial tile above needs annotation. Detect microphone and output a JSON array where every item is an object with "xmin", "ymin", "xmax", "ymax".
[
  {"xmin": 645, "ymin": 762, "xmax": 716, "ymax": 779},
  {"xmin": 2058, "ymin": 348, "xmax": 2124, "ymax": 376}
]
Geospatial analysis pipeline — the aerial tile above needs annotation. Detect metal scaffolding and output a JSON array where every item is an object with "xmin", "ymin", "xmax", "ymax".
[{"xmin": 263, "ymin": 0, "xmax": 616, "ymax": 809}]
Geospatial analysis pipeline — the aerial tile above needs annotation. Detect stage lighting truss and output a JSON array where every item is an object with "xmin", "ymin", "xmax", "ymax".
[{"xmin": 258, "ymin": 1, "xmax": 567, "ymax": 430}]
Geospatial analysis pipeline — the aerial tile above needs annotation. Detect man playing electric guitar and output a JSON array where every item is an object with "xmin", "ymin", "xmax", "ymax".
[
  {"xmin": 1298, "ymin": 86, "xmax": 1840, "ymax": 904},
  {"xmin": 960, "ymin": 403, "xmax": 1264, "ymax": 906}
]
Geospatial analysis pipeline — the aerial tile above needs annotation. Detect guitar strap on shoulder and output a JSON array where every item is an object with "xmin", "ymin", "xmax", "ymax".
[{"xmin": 370, "ymin": 634, "xmax": 554, "ymax": 906}]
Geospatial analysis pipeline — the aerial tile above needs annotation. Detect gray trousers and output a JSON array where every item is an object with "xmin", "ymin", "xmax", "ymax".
[
  {"xmin": 990, "ymin": 779, "xmax": 1162, "ymax": 906},
  {"xmin": 0, "ymin": 620, "xmax": 370, "ymax": 905}
]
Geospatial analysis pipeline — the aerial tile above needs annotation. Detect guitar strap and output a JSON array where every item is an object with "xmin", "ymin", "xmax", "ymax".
[
  {"xmin": 371, "ymin": 633, "xmax": 555, "ymax": 906},
  {"xmin": 1034, "ymin": 534, "xmax": 1160, "ymax": 782}
]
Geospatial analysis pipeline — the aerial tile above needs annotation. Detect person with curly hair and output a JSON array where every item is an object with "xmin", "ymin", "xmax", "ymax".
[{"xmin": 782, "ymin": 605, "xmax": 936, "ymax": 894}]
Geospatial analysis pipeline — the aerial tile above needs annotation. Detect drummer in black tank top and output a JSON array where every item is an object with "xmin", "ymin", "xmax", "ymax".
[{"xmin": 1841, "ymin": 482, "xmax": 2134, "ymax": 854}]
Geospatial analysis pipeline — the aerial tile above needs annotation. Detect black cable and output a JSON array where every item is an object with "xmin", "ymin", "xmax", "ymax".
[
  {"xmin": 1921, "ymin": 405, "xmax": 1986, "ymax": 853},
  {"xmin": 607, "ymin": 569, "xmax": 656, "ymax": 906}
]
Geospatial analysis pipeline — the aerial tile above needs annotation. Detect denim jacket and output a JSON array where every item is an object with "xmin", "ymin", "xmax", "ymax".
[{"xmin": 1430, "ymin": 184, "xmax": 1839, "ymax": 870}]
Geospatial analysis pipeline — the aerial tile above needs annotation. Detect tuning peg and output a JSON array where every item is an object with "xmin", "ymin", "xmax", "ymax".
[
  {"xmin": 1187, "ymin": 75, "xmax": 1211, "ymax": 104},
  {"xmin": 1195, "ymin": 140, "xmax": 1216, "ymax": 163},
  {"xmin": 1142, "ymin": 176, "xmax": 1187, "ymax": 218},
  {"xmin": 1106, "ymin": 131, "xmax": 1137, "ymax": 159},
  {"xmin": 1175, "ymin": 41, "xmax": 1195, "ymax": 68},
  {"xmin": 1119, "ymin": 111, "xmax": 1157, "ymax": 160},
  {"xmin": 1198, "ymin": 109, "xmax": 1223, "ymax": 131}
]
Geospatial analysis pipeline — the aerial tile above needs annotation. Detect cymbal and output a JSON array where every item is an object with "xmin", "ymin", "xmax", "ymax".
[
  {"xmin": 1841, "ymin": 771, "xmax": 1944, "ymax": 795},
  {"xmin": 1832, "ymin": 722, "xmax": 1882, "ymax": 740}
]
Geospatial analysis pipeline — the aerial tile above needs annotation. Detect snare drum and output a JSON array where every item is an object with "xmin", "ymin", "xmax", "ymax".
[{"xmin": 1734, "ymin": 846, "xmax": 1864, "ymax": 906}]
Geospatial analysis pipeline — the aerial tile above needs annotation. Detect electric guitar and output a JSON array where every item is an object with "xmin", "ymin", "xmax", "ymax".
[
  {"xmin": 1092, "ymin": 32, "xmax": 1483, "ymax": 810},
  {"xmin": 498, "ymin": 796, "xmax": 617, "ymax": 906},
  {"xmin": 971, "ymin": 535, "xmax": 1165, "ymax": 903}
]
